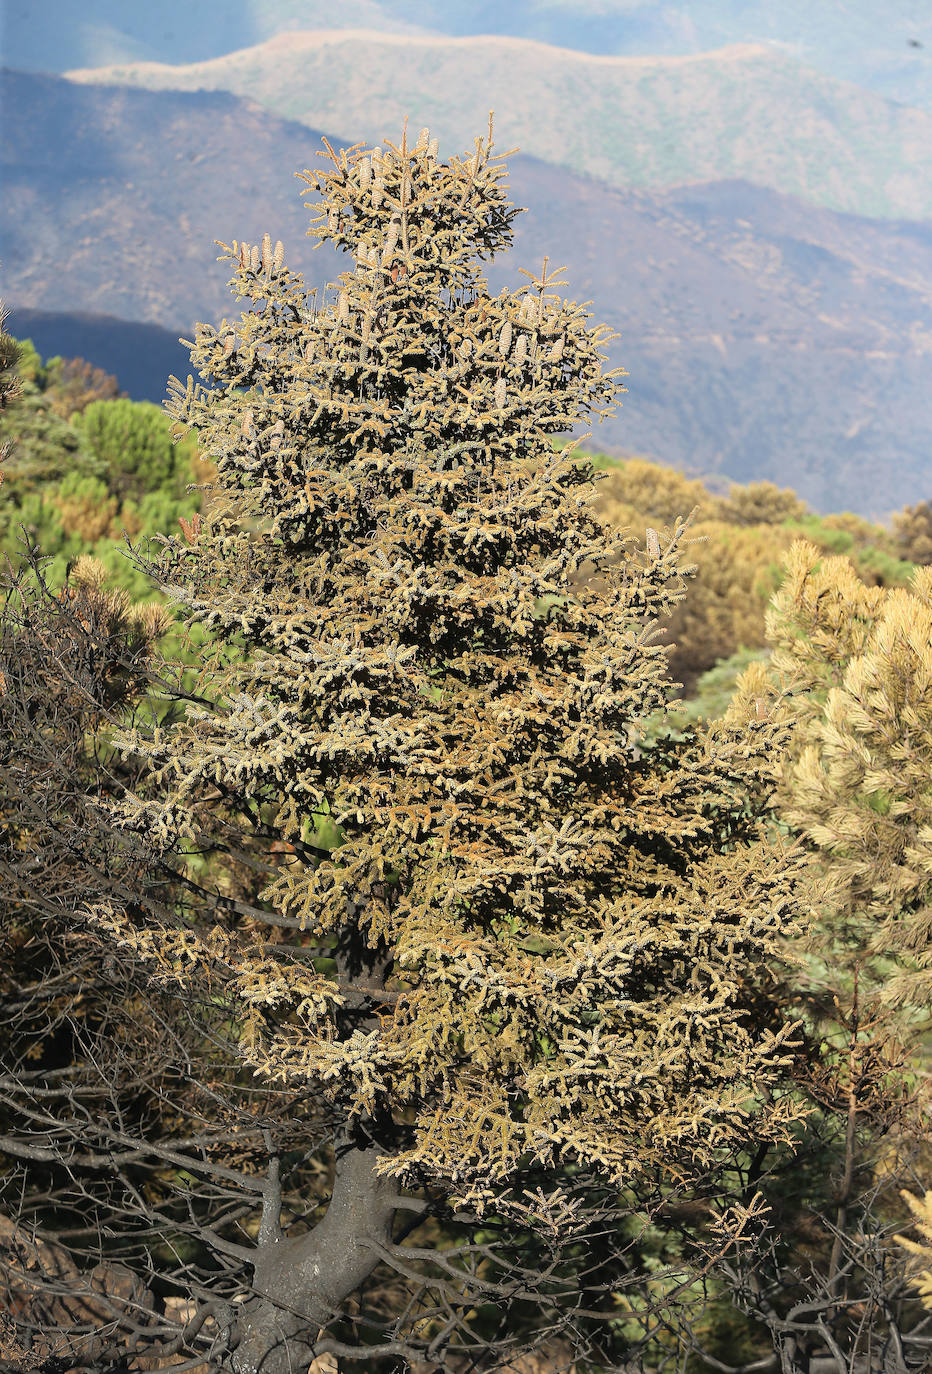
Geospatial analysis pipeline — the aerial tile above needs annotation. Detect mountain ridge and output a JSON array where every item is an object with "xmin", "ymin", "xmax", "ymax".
[
  {"xmin": 61, "ymin": 28, "xmax": 932, "ymax": 221},
  {"xmin": 2, "ymin": 69, "xmax": 930, "ymax": 523},
  {"xmin": 67, "ymin": 31, "xmax": 775, "ymax": 71},
  {"xmin": 6, "ymin": 0, "xmax": 930, "ymax": 109}
]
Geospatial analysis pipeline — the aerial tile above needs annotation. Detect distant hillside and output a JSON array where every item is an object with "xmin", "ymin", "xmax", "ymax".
[
  {"xmin": 63, "ymin": 31, "xmax": 932, "ymax": 221},
  {"xmin": 4, "ymin": 0, "xmax": 930, "ymax": 109},
  {"xmin": 2, "ymin": 70, "xmax": 931, "ymax": 523},
  {"xmin": 2, "ymin": 308, "xmax": 197, "ymax": 405}
]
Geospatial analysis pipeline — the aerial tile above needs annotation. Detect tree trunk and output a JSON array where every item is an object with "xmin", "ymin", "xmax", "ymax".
[{"xmin": 230, "ymin": 1140, "xmax": 409, "ymax": 1374}]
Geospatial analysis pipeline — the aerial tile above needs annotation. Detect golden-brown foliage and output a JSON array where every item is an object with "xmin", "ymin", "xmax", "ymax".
[
  {"xmin": 892, "ymin": 498, "xmax": 932, "ymax": 567},
  {"xmin": 100, "ymin": 120, "xmax": 813, "ymax": 1227},
  {"xmin": 589, "ymin": 454, "xmax": 711, "ymax": 533},
  {"xmin": 44, "ymin": 355, "xmax": 125, "ymax": 420},
  {"xmin": 50, "ymin": 483, "xmax": 122, "ymax": 541},
  {"xmin": 661, "ymin": 519, "xmax": 795, "ymax": 695},
  {"xmin": 48, "ymin": 487, "xmax": 149, "ymax": 544},
  {"xmin": 750, "ymin": 540, "xmax": 932, "ymax": 1011},
  {"xmin": 580, "ymin": 455, "xmax": 911, "ymax": 694},
  {"xmin": 702, "ymin": 545, "xmax": 932, "ymax": 1369},
  {"xmin": 818, "ymin": 508, "xmax": 898, "ymax": 554},
  {"xmin": 709, "ymin": 478, "xmax": 810, "ymax": 528},
  {"xmin": 896, "ymin": 1190, "xmax": 932, "ymax": 1311},
  {"xmin": 580, "ymin": 462, "xmax": 799, "ymax": 693}
]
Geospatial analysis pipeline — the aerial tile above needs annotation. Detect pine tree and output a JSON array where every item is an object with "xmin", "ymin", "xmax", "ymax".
[
  {"xmin": 710, "ymin": 479, "xmax": 810, "ymax": 528},
  {"xmin": 90, "ymin": 118, "xmax": 815, "ymax": 1372},
  {"xmin": 72, "ymin": 395, "xmax": 202, "ymax": 504},
  {"xmin": 707, "ymin": 540, "xmax": 932, "ymax": 1367},
  {"xmin": 892, "ymin": 497, "xmax": 932, "ymax": 567},
  {"xmin": 756, "ymin": 538, "xmax": 932, "ymax": 1006}
]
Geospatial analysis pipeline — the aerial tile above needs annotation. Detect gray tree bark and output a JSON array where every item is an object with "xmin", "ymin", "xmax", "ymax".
[
  {"xmin": 228, "ymin": 907, "xmax": 428, "ymax": 1371},
  {"xmin": 231, "ymin": 1139, "xmax": 420, "ymax": 1374}
]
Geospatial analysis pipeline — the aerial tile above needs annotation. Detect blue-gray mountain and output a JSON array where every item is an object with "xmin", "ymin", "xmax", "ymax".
[{"xmin": 2, "ymin": 69, "xmax": 929, "ymax": 524}]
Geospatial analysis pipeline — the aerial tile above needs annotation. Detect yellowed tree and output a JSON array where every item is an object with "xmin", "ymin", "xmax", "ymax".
[
  {"xmin": 896, "ymin": 1189, "xmax": 932, "ymax": 1311},
  {"xmin": 709, "ymin": 478, "xmax": 810, "ymax": 528},
  {"xmin": 577, "ymin": 462, "xmax": 793, "ymax": 693},
  {"xmin": 750, "ymin": 539, "xmax": 932, "ymax": 999},
  {"xmin": 585, "ymin": 460, "xmax": 910, "ymax": 699},
  {"xmin": 892, "ymin": 498, "xmax": 932, "ymax": 567},
  {"xmin": 589, "ymin": 453, "xmax": 713, "ymax": 533},
  {"xmin": 817, "ymin": 509, "xmax": 901, "ymax": 561},
  {"xmin": 579, "ymin": 462, "xmax": 878, "ymax": 697},
  {"xmin": 68, "ymin": 119, "xmax": 820, "ymax": 1373},
  {"xmin": 701, "ymin": 540, "xmax": 932, "ymax": 1368},
  {"xmin": 661, "ymin": 519, "xmax": 798, "ymax": 695}
]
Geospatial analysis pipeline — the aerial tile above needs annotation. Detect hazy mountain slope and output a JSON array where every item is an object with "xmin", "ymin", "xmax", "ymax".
[
  {"xmin": 63, "ymin": 31, "xmax": 932, "ymax": 222},
  {"xmin": 4, "ymin": 0, "xmax": 930, "ymax": 108},
  {"xmin": 2, "ymin": 70, "xmax": 930, "ymax": 522},
  {"xmin": 0, "ymin": 72, "xmax": 348, "ymax": 329},
  {"xmin": 3, "ymin": 308, "xmax": 195, "ymax": 406}
]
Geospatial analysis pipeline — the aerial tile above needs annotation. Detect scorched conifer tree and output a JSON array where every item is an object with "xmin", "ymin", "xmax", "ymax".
[
  {"xmin": 92, "ymin": 118, "xmax": 816, "ymax": 1372},
  {"xmin": 698, "ymin": 542, "xmax": 932, "ymax": 1369}
]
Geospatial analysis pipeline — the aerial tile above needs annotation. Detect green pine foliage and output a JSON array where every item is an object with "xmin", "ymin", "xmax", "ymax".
[
  {"xmin": 0, "ymin": 341, "xmax": 85, "ymax": 494},
  {"xmin": 73, "ymin": 396, "xmax": 199, "ymax": 505},
  {"xmin": 0, "ymin": 344, "xmax": 212, "ymax": 596},
  {"xmin": 96, "ymin": 118, "xmax": 815, "ymax": 1233}
]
